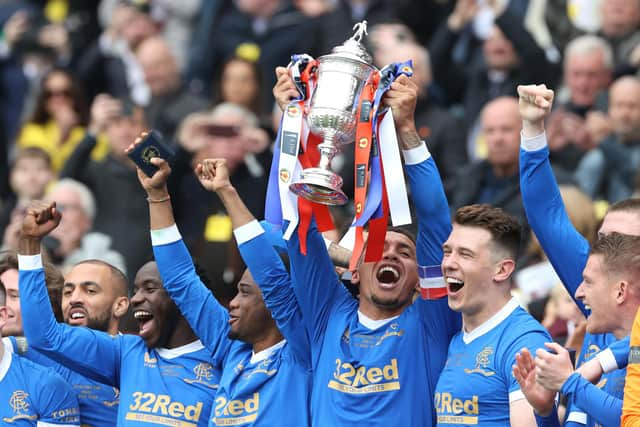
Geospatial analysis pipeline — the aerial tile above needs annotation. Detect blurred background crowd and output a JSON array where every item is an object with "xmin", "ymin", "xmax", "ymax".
[{"xmin": 0, "ymin": 0, "xmax": 638, "ymax": 351}]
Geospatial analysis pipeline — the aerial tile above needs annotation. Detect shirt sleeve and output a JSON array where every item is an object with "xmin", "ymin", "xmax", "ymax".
[
  {"xmin": 623, "ymin": 307, "xmax": 640, "ymax": 426},
  {"xmin": 235, "ymin": 220, "xmax": 310, "ymax": 366},
  {"xmin": 19, "ymin": 255, "xmax": 121, "ymax": 387},
  {"xmin": 7, "ymin": 336, "xmax": 73, "ymax": 382},
  {"xmin": 286, "ymin": 219, "xmax": 356, "ymax": 348},
  {"xmin": 405, "ymin": 147, "xmax": 462, "ymax": 341},
  {"xmin": 519, "ymin": 133, "xmax": 590, "ymax": 316},
  {"xmin": 404, "ymin": 147, "xmax": 451, "ymax": 272},
  {"xmin": 598, "ymin": 335, "xmax": 630, "ymax": 373},
  {"xmin": 561, "ymin": 372, "xmax": 622, "ymax": 427},
  {"xmin": 33, "ymin": 368, "xmax": 80, "ymax": 425},
  {"xmin": 151, "ymin": 225, "xmax": 233, "ymax": 363},
  {"xmin": 505, "ymin": 329, "xmax": 551, "ymax": 400}
]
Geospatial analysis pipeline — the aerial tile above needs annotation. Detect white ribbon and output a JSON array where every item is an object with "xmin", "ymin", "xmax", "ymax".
[{"xmin": 378, "ymin": 110, "xmax": 412, "ymax": 226}]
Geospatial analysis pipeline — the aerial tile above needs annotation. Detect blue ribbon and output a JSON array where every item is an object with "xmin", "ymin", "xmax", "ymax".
[
  {"xmin": 354, "ymin": 60, "xmax": 414, "ymax": 226},
  {"xmin": 264, "ymin": 54, "xmax": 314, "ymax": 227}
]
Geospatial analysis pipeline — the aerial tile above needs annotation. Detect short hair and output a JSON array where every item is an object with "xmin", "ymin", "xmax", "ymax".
[
  {"xmin": 590, "ymin": 233, "xmax": 640, "ymax": 280},
  {"xmin": 387, "ymin": 225, "xmax": 417, "ymax": 247},
  {"xmin": 608, "ymin": 198, "xmax": 640, "ymax": 216},
  {"xmin": 453, "ymin": 204, "xmax": 522, "ymax": 260},
  {"xmin": 47, "ymin": 178, "xmax": 96, "ymax": 221},
  {"xmin": 10, "ymin": 147, "xmax": 52, "ymax": 169},
  {"xmin": 564, "ymin": 35, "xmax": 614, "ymax": 71},
  {"xmin": 0, "ymin": 250, "xmax": 64, "ymax": 321},
  {"xmin": 73, "ymin": 259, "xmax": 128, "ymax": 297},
  {"xmin": 210, "ymin": 102, "xmax": 259, "ymax": 128}
]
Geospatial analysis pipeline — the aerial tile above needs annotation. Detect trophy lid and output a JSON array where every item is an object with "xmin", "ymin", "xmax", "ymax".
[{"xmin": 329, "ymin": 21, "xmax": 373, "ymax": 64}]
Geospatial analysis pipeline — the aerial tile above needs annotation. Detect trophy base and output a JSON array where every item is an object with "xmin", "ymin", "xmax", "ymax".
[{"xmin": 290, "ymin": 168, "xmax": 348, "ymax": 206}]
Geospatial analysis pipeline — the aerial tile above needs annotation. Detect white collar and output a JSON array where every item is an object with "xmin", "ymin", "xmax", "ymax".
[
  {"xmin": 0, "ymin": 340, "xmax": 12, "ymax": 382},
  {"xmin": 250, "ymin": 339, "xmax": 286, "ymax": 365},
  {"xmin": 156, "ymin": 340, "xmax": 205, "ymax": 359},
  {"xmin": 358, "ymin": 311, "xmax": 400, "ymax": 330},
  {"xmin": 462, "ymin": 297, "xmax": 519, "ymax": 344}
]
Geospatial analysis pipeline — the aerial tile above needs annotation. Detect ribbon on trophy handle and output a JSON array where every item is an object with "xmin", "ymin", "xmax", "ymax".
[
  {"xmin": 265, "ymin": 54, "xmax": 335, "ymax": 252},
  {"xmin": 348, "ymin": 61, "xmax": 414, "ymax": 271}
]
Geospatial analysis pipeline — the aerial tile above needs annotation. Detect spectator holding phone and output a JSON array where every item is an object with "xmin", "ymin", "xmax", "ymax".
[{"xmin": 171, "ymin": 103, "xmax": 271, "ymax": 305}]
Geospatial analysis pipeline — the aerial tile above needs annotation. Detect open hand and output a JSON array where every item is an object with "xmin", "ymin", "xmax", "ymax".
[
  {"xmin": 513, "ymin": 348, "xmax": 556, "ymax": 416},
  {"xmin": 535, "ymin": 342, "xmax": 575, "ymax": 392}
]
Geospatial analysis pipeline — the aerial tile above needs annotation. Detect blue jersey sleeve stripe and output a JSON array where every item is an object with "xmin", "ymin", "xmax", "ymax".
[
  {"xmin": 566, "ymin": 411, "xmax": 588, "ymax": 424},
  {"xmin": 598, "ymin": 347, "xmax": 621, "ymax": 373},
  {"xmin": 234, "ymin": 220, "xmax": 264, "ymax": 244},
  {"xmin": 402, "ymin": 143, "xmax": 430, "ymax": 165},
  {"xmin": 37, "ymin": 422, "xmax": 79, "ymax": 426},
  {"xmin": 150, "ymin": 224, "xmax": 181, "ymax": 245},
  {"xmin": 18, "ymin": 253, "xmax": 43, "ymax": 270},
  {"xmin": 520, "ymin": 131, "xmax": 548, "ymax": 151}
]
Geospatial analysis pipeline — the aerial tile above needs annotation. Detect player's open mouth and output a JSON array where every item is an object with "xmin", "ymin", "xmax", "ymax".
[
  {"xmin": 376, "ymin": 265, "xmax": 400, "ymax": 289},
  {"xmin": 134, "ymin": 310, "xmax": 155, "ymax": 336},
  {"xmin": 446, "ymin": 277, "xmax": 464, "ymax": 294},
  {"xmin": 68, "ymin": 307, "xmax": 87, "ymax": 323}
]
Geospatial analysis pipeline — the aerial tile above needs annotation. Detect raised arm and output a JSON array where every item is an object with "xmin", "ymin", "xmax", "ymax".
[
  {"xmin": 272, "ymin": 68, "xmax": 357, "ymax": 347},
  {"xmin": 197, "ymin": 158, "xmax": 310, "ymax": 363},
  {"xmin": 127, "ymin": 141, "xmax": 232, "ymax": 362},
  {"xmin": 518, "ymin": 84, "xmax": 590, "ymax": 315},
  {"xmin": 18, "ymin": 202, "xmax": 121, "ymax": 387},
  {"xmin": 384, "ymin": 74, "xmax": 460, "ymax": 341}
]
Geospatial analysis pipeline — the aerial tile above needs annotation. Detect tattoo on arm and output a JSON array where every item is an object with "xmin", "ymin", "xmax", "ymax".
[
  {"xmin": 328, "ymin": 242, "xmax": 351, "ymax": 269},
  {"xmin": 398, "ymin": 130, "xmax": 423, "ymax": 150}
]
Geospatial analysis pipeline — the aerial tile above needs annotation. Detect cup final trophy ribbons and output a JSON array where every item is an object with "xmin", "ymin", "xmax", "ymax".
[{"xmin": 266, "ymin": 21, "xmax": 414, "ymax": 263}]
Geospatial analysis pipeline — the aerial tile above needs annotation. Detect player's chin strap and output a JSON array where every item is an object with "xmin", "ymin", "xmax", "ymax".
[{"xmin": 265, "ymin": 54, "xmax": 334, "ymax": 253}]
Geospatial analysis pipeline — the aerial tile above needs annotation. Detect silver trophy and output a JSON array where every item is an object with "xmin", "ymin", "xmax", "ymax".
[{"xmin": 289, "ymin": 21, "xmax": 378, "ymax": 205}]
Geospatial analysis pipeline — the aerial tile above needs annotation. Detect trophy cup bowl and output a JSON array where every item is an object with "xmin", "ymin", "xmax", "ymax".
[{"xmin": 289, "ymin": 22, "xmax": 378, "ymax": 205}]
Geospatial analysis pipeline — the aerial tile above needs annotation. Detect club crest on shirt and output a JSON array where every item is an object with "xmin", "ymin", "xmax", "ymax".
[
  {"xmin": 184, "ymin": 363, "xmax": 219, "ymax": 389},
  {"xmin": 144, "ymin": 351, "xmax": 157, "ymax": 367},
  {"xmin": 3, "ymin": 390, "xmax": 36, "ymax": 422},
  {"xmin": 463, "ymin": 346, "xmax": 496, "ymax": 376}
]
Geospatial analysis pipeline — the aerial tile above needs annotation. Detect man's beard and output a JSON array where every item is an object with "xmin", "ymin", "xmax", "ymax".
[
  {"xmin": 76, "ymin": 311, "xmax": 111, "ymax": 332},
  {"xmin": 371, "ymin": 293, "xmax": 411, "ymax": 311}
]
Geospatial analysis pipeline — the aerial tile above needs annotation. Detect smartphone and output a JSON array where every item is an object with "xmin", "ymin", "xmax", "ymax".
[
  {"xmin": 127, "ymin": 130, "xmax": 175, "ymax": 177},
  {"xmin": 202, "ymin": 124, "xmax": 240, "ymax": 137}
]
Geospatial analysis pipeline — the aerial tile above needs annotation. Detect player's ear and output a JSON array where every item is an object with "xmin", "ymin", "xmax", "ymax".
[{"xmin": 113, "ymin": 297, "xmax": 130, "ymax": 319}]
